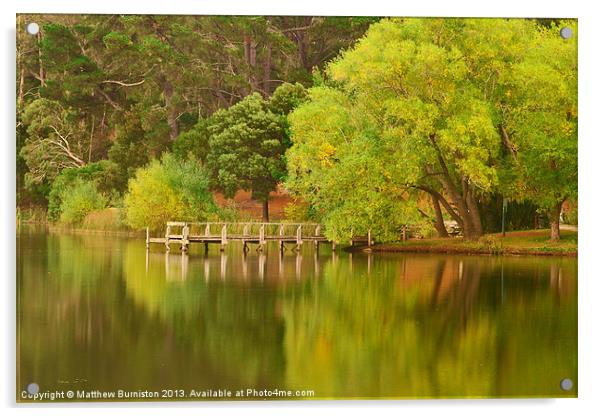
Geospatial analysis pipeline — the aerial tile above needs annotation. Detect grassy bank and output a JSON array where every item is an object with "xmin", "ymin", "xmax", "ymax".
[
  {"xmin": 367, "ymin": 229, "xmax": 577, "ymax": 256},
  {"xmin": 16, "ymin": 207, "xmax": 48, "ymax": 224},
  {"xmin": 19, "ymin": 207, "xmax": 145, "ymax": 237}
]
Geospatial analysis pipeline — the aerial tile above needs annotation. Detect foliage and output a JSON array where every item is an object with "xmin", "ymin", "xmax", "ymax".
[
  {"xmin": 479, "ymin": 194, "xmax": 546, "ymax": 233},
  {"xmin": 124, "ymin": 154, "xmax": 216, "ymax": 230},
  {"xmin": 286, "ymin": 18, "xmax": 577, "ymax": 241},
  {"xmin": 107, "ymin": 103, "xmax": 172, "ymax": 187},
  {"xmin": 214, "ymin": 201, "xmax": 241, "ymax": 222},
  {"xmin": 16, "ymin": 16, "xmax": 577, "ymax": 238},
  {"xmin": 59, "ymin": 179, "xmax": 108, "ymax": 224},
  {"xmin": 172, "ymin": 118, "xmax": 210, "ymax": 161},
  {"xmin": 206, "ymin": 93, "xmax": 288, "ymax": 210},
  {"xmin": 47, "ymin": 161, "xmax": 120, "ymax": 221},
  {"xmin": 16, "ymin": 206, "xmax": 48, "ymax": 223},
  {"xmin": 20, "ymin": 98, "xmax": 88, "ymax": 186},
  {"xmin": 285, "ymin": 85, "xmax": 428, "ymax": 242},
  {"xmin": 564, "ymin": 201, "xmax": 578, "ymax": 226},
  {"xmin": 283, "ymin": 199, "xmax": 314, "ymax": 222},
  {"xmin": 17, "ymin": 15, "xmax": 372, "ymax": 214},
  {"xmin": 268, "ymin": 82, "xmax": 309, "ymax": 116},
  {"xmin": 499, "ymin": 21, "xmax": 578, "ymax": 218}
]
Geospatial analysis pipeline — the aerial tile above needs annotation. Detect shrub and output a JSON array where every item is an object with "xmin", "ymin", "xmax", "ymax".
[
  {"xmin": 161, "ymin": 153, "xmax": 215, "ymax": 221},
  {"xmin": 59, "ymin": 179, "xmax": 108, "ymax": 224},
  {"xmin": 47, "ymin": 161, "xmax": 122, "ymax": 221},
  {"xmin": 124, "ymin": 154, "xmax": 216, "ymax": 231}
]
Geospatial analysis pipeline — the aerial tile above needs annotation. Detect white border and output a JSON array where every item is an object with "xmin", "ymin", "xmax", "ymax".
[{"xmin": 3, "ymin": 1, "xmax": 601, "ymax": 415}]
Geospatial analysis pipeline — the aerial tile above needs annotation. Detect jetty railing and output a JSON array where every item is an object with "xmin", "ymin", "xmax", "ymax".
[{"xmin": 146, "ymin": 221, "xmax": 349, "ymax": 253}]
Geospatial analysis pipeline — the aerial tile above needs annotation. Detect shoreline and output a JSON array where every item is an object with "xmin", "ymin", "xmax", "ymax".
[
  {"xmin": 348, "ymin": 229, "xmax": 578, "ymax": 257},
  {"xmin": 18, "ymin": 222, "xmax": 145, "ymax": 238},
  {"xmin": 19, "ymin": 223, "xmax": 577, "ymax": 257},
  {"xmin": 358, "ymin": 244, "xmax": 577, "ymax": 257}
]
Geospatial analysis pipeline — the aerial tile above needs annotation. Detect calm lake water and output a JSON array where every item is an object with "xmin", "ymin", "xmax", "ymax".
[{"xmin": 17, "ymin": 225, "xmax": 577, "ymax": 401}]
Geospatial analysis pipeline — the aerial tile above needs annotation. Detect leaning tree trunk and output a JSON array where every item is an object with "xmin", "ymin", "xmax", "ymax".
[
  {"xmin": 431, "ymin": 194, "xmax": 449, "ymax": 238},
  {"xmin": 427, "ymin": 134, "xmax": 484, "ymax": 240},
  {"xmin": 440, "ymin": 184, "xmax": 481, "ymax": 240},
  {"xmin": 465, "ymin": 186, "xmax": 483, "ymax": 238},
  {"xmin": 262, "ymin": 199, "xmax": 269, "ymax": 223},
  {"xmin": 548, "ymin": 201, "xmax": 564, "ymax": 242}
]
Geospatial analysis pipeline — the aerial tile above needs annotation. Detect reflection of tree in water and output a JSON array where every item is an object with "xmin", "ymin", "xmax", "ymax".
[
  {"xmin": 122, "ymin": 241, "xmax": 300, "ymax": 392},
  {"xmin": 18, "ymin": 231, "xmax": 577, "ymax": 399},
  {"xmin": 18, "ymin": 232, "xmax": 128, "ymax": 391},
  {"xmin": 282, "ymin": 255, "xmax": 577, "ymax": 398}
]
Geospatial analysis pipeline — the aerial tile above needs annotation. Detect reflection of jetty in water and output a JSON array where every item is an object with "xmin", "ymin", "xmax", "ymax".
[
  {"xmin": 143, "ymin": 247, "xmax": 576, "ymax": 304},
  {"xmin": 145, "ymin": 245, "xmax": 347, "ymax": 283}
]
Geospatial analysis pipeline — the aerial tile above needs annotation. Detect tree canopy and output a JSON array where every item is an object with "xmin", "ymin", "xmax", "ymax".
[
  {"xmin": 17, "ymin": 15, "xmax": 374, "ymax": 208},
  {"xmin": 286, "ymin": 18, "xmax": 577, "ymax": 241},
  {"xmin": 17, "ymin": 15, "xmax": 577, "ymax": 241}
]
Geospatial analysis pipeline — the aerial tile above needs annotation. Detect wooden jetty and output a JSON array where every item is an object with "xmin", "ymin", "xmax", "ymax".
[{"xmin": 146, "ymin": 221, "xmax": 367, "ymax": 253}]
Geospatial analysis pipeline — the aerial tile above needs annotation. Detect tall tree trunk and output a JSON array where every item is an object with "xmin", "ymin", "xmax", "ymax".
[
  {"xmin": 88, "ymin": 115, "xmax": 95, "ymax": 163},
  {"xmin": 294, "ymin": 16, "xmax": 312, "ymax": 71},
  {"xmin": 262, "ymin": 43, "xmax": 272, "ymax": 97},
  {"xmin": 244, "ymin": 35, "xmax": 251, "ymax": 63},
  {"xmin": 17, "ymin": 15, "xmax": 25, "ymax": 111},
  {"xmin": 161, "ymin": 75, "xmax": 179, "ymax": 140},
  {"xmin": 297, "ymin": 33, "xmax": 309, "ymax": 71},
  {"xmin": 249, "ymin": 42, "xmax": 257, "ymax": 67},
  {"xmin": 18, "ymin": 66, "xmax": 25, "ymax": 112},
  {"xmin": 244, "ymin": 35, "xmax": 258, "ymax": 92},
  {"xmin": 37, "ymin": 31, "xmax": 45, "ymax": 87},
  {"xmin": 548, "ymin": 200, "xmax": 564, "ymax": 242},
  {"xmin": 431, "ymin": 194, "xmax": 449, "ymax": 238},
  {"xmin": 262, "ymin": 199, "xmax": 269, "ymax": 223}
]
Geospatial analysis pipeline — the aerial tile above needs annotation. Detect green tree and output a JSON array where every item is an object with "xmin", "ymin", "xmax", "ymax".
[
  {"xmin": 288, "ymin": 19, "xmax": 500, "ymax": 240},
  {"xmin": 206, "ymin": 93, "xmax": 287, "ymax": 222},
  {"xmin": 20, "ymin": 98, "xmax": 88, "ymax": 186},
  {"xmin": 499, "ymin": 22, "xmax": 577, "ymax": 241},
  {"xmin": 172, "ymin": 118, "xmax": 210, "ymax": 161},
  {"xmin": 286, "ymin": 87, "xmax": 423, "ymax": 242},
  {"xmin": 124, "ymin": 154, "xmax": 215, "ymax": 230},
  {"xmin": 268, "ymin": 82, "xmax": 309, "ymax": 116},
  {"xmin": 17, "ymin": 15, "xmax": 373, "ymax": 213},
  {"xmin": 287, "ymin": 18, "xmax": 576, "ymax": 241}
]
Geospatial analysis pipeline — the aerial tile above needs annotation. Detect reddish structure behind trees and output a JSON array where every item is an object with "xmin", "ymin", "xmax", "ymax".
[{"xmin": 214, "ymin": 188, "xmax": 292, "ymax": 221}]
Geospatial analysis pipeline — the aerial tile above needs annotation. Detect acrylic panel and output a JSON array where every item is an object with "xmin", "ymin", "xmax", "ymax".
[{"xmin": 16, "ymin": 15, "xmax": 578, "ymax": 402}]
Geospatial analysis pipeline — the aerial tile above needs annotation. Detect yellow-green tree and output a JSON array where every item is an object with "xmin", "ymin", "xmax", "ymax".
[
  {"xmin": 124, "ymin": 154, "xmax": 215, "ymax": 230},
  {"xmin": 286, "ymin": 18, "xmax": 577, "ymax": 241},
  {"xmin": 498, "ymin": 22, "xmax": 577, "ymax": 240}
]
